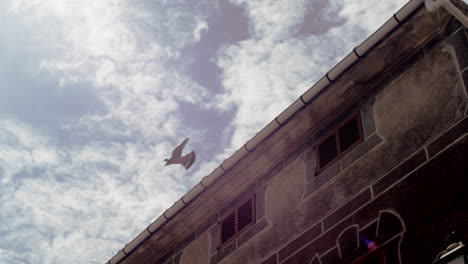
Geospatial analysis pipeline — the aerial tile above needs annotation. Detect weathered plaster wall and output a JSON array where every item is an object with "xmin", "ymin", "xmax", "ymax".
[
  {"xmin": 374, "ymin": 45, "xmax": 465, "ymax": 142},
  {"xmin": 179, "ymin": 233, "xmax": 209, "ymax": 264}
]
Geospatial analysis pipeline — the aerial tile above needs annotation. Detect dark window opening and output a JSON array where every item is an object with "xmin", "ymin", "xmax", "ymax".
[
  {"xmin": 219, "ymin": 196, "xmax": 255, "ymax": 247},
  {"xmin": 316, "ymin": 114, "xmax": 363, "ymax": 175},
  {"xmin": 237, "ymin": 199, "xmax": 253, "ymax": 231},
  {"xmin": 339, "ymin": 117, "xmax": 360, "ymax": 152},
  {"xmin": 318, "ymin": 134, "xmax": 338, "ymax": 168}
]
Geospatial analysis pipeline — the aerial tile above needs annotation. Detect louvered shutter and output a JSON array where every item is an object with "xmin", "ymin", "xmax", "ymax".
[
  {"xmin": 220, "ymin": 213, "xmax": 236, "ymax": 244},
  {"xmin": 338, "ymin": 117, "xmax": 360, "ymax": 152},
  {"xmin": 237, "ymin": 198, "xmax": 253, "ymax": 232},
  {"xmin": 318, "ymin": 134, "xmax": 338, "ymax": 168},
  {"xmin": 219, "ymin": 196, "xmax": 256, "ymax": 247},
  {"xmin": 315, "ymin": 114, "xmax": 363, "ymax": 175}
]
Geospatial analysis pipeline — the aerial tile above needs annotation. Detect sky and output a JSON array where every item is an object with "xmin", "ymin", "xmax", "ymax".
[{"xmin": 0, "ymin": 0, "xmax": 410, "ymax": 263}]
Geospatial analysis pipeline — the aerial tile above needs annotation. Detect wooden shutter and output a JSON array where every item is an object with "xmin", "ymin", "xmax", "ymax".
[
  {"xmin": 237, "ymin": 198, "xmax": 254, "ymax": 232},
  {"xmin": 220, "ymin": 213, "xmax": 236, "ymax": 244},
  {"xmin": 219, "ymin": 196, "xmax": 255, "ymax": 247},
  {"xmin": 338, "ymin": 116, "xmax": 361, "ymax": 152},
  {"xmin": 318, "ymin": 134, "xmax": 338, "ymax": 169},
  {"xmin": 315, "ymin": 114, "xmax": 363, "ymax": 175}
]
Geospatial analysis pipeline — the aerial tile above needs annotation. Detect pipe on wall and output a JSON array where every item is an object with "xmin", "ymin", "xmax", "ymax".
[{"xmin": 425, "ymin": 0, "xmax": 468, "ymax": 27}]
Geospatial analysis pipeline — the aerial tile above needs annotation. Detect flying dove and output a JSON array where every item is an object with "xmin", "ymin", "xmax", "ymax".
[{"xmin": 164, "ymin": 138, "xmax": 196, "ymax": 169}]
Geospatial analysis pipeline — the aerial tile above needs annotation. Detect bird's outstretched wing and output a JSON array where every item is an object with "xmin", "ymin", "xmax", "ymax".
[
  {"xmin": 172, "ymin": 138, "xmax": 189, "ymax": 158},
  {"xmin": 183, "ymin": 151, "xmax": 196, "ymax": 169}
]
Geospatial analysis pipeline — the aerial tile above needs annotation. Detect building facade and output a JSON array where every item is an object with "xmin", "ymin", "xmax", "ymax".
[{"xmin": 107, "ymin": 0, "xmax": 468, "ymax": 263}]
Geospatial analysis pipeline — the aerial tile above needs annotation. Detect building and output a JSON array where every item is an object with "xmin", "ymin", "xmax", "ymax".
[{"xmin": 107, "ymin": 0, "xmax": 468, "ymax": 263}]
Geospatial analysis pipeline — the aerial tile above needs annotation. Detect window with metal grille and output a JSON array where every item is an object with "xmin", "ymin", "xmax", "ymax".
[
  {"xmin": 219, "ymin": 196, "xmax": 255, "ymax": 247},
  {"xmin": 316, "ymin": 114, "xmax": 363, "ymax": 174}
]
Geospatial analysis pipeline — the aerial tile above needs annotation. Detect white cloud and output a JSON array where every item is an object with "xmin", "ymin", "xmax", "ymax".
[
  {"xmin": 0, "ymin": 118, "xmax": 187, "ymax": 263},
  {"xmin": 193, "ymin": 16, "xmax": 209, "ymax": 42},
  {"xmin": 7, "ymin": 0, "xmax": 217, "ymax": 145},
  {"xmin": 230, "ymin": 0, "xmax": 306, "ymax": 40},
  {"xmin": 0, "ymin": 119, "xmax": 59, "ymax": 183},
  {"xmin": 28, "ymin": 0, "xmax": 218, "ymax": 146},
  {"xmin": 335, "ymin": 0, "xmax": 409, "ymax": 33},
  {"xmin": 217, "ymin": 0, "xmax": 410, "ymax": 149},
  {"xmin": 216, "ymin": 37, "xmax": 324, "ymax": 147},
  {"xmin": 1, "ymin": 0, "xmax": 215, "ymax": 263}
]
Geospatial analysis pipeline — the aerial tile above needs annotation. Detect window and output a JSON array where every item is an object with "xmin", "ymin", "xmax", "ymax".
[
  {"xmin": 219, "ymin": 196, "xmax": 255, "ymax": 247},
  {"xmin": 316, "ymin": 114, "xmax": 363, "ymax": 174}
]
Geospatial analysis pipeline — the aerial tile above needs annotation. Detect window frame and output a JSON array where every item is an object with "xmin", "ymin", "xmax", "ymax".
[
  {"xmin": 315, "ymin": 113, "xmax": 364, "ymax": 175},
  {"xmin": 218, "ymin": 194, "xmax": 256, "ymax": 248}
]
